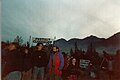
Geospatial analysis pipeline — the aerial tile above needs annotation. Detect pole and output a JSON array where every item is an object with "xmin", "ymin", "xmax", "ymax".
[
  {"xmin": 53, "ymin": 36, "xmax": 56, "ymax": 46},
  {"xmin": 29, "ymin": 36, "xmax": 31, "ymax": 47},
  {"xmin": 100, "ymin": 58, "xmax": 105, "ymax": 68}
]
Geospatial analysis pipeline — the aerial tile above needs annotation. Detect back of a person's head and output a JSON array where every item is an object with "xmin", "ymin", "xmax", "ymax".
[
  {"xmin": 21, "ymin": 46, "xmax": 30, "ymax": 51},
  {"xmin": 1, "ymin": 41, "xmax": 8, "ymax": 49},
  {"xmin": 10, "ymin": 42, "xmax": 19, "ymax": 49}
]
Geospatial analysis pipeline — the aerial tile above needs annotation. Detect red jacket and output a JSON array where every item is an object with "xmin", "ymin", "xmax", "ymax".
[{"xmin": 48, "ymin": 52, "xmax": 64, "ymax": 75}]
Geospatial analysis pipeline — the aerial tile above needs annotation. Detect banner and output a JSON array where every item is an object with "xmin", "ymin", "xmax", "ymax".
[
  {"xmin": 80, "ymin": 59, "xmax": 90, "ymax": 68},
  {"xmin": 32, "ymin": 37, "xmax": 53, "ymax": 43}
]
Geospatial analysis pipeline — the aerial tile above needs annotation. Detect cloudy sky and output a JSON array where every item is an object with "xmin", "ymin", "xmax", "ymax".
[{"xmin": 2, "ymin": 0, "xmax": 120, "ymax": 42}]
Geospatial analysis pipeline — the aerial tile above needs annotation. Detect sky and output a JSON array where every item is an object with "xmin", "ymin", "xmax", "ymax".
[{"xmin": 2, "ymin": 0, "xmax": 120, "ymax": 42}]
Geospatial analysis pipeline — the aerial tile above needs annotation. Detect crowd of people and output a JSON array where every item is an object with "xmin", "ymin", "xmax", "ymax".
[
  {"xmin": 2, "ymin": 42, "xmax": 65, "ymax": 80},
  {"xmin": 1, "ymin": 41, "xmax": 120, "ymax": 80}
]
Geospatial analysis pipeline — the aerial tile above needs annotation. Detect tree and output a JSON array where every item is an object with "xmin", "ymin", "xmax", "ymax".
[
  {"xmin": 75, "ymin": 41, "xmax": 79, "ymax": 53},
  {"xmin": 14, "ymin": 35, "xmax": 23, "ymax": 45},
  {"xmin": 6, "ymin": 40, "xmax": 10, "ymax": 44},
  {"xmin": 70, "ymin": 48, "xmax": 73, "ymax": 56}
]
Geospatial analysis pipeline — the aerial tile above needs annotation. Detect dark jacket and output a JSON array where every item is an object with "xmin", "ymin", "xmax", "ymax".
[
  {"xmin": 67, "ymin": 64, "xmax": 81, "ymax": 75},
  {"xmin": 4, "ymin": 49, "xmax": 22, "ymax": 76},
  {"xmin": 22, "ymin": 52, "xmax": 33, "ymax": 72},
  {"xmin": 33, "ymin": 50, "xmax": 48, "ymax": 67}
]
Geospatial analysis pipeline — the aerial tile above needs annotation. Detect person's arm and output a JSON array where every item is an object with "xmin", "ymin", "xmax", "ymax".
[
  {"xmin": 43, "ymin": 52, "xmax": 49, "ymax": 66},
  {"xmin": 59, "ymin": 52, "xmax": 64, "ymax": 70},
  {"xmin": 47, "ymin": 54, "xmax": 52, "ymax": 69}
]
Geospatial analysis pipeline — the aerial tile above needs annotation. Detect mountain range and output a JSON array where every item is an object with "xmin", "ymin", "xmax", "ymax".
[{"xmin": 54, "ymin": 32, "xmax": 120, "ymax": 54}]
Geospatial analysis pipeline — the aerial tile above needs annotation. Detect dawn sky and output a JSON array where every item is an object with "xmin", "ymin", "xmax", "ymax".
[{"xmin": 2, "ymin": 0, "xmax": 120, "ymax": 42}]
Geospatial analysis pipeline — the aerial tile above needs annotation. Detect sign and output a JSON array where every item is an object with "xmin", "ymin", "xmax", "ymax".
[
  {"xmin": 32, "ymin": 37, "xmax": 53, "ymax": 43},
  {"xmin": 80, "ymin": 59, "xmax": 90, "ymax": 68}
]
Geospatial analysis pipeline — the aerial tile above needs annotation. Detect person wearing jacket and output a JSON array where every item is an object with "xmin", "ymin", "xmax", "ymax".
[
  {"xmin": 21, "ymin": 47, "xmax": 33, "ymax": 80},
  {"xmin": 67, "ymin": 57, "xmax": 81, "ymax": 80},
  {"xmin": 32, "ymin": 43, "xmax": 48, "ymax": 80},
  {"xmin": 4, "ymin": 42, "xmax": 22, "ymax": 80},
  {"xmin": 48, "ymin": 46, "xmax": 64, "ymax": 80}
]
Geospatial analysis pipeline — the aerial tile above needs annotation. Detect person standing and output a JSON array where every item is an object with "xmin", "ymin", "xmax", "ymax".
[
  {"xmin": 32, "ymin": 43, "xmax": 48, "ymax": 80},
  {"xmin": 21, "ymin": 47, "xmax": 33, "ymax": 80},
  {"xmin": 4, "ymin": 42, "xmax": 22, "ymax": 80},
  {"xmin": 48, "ymin": 46, "xmax": 64, "ymax": 80},
  {"xmin": 107, "ymin": 56, "xmax": 113, "ymax": 80},
  {"xmin": 1, "ymin": 42, "xmax": 9, "ymax": 79},
  {"xmin": 67, "ymin": 58, "xmax": 81, "ymax": 80}
]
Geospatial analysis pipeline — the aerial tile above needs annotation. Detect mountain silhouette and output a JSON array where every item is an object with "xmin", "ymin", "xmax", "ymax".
[{"xmin": 54, "ymin": 32, "xmax": 120, "ymax": 54}]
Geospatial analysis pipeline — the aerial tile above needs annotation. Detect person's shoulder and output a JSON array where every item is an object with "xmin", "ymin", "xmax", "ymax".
[
  {"xmin": 58, "ymin": 52, "xmax": 64, "ymax": 57},
  {"xmin": 40, "ymin": 50, "xmax": 46, "ymax": 54},
  {"xmin": 58, "ymin": 52, "xmax": 62, "ymax": 54}
]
